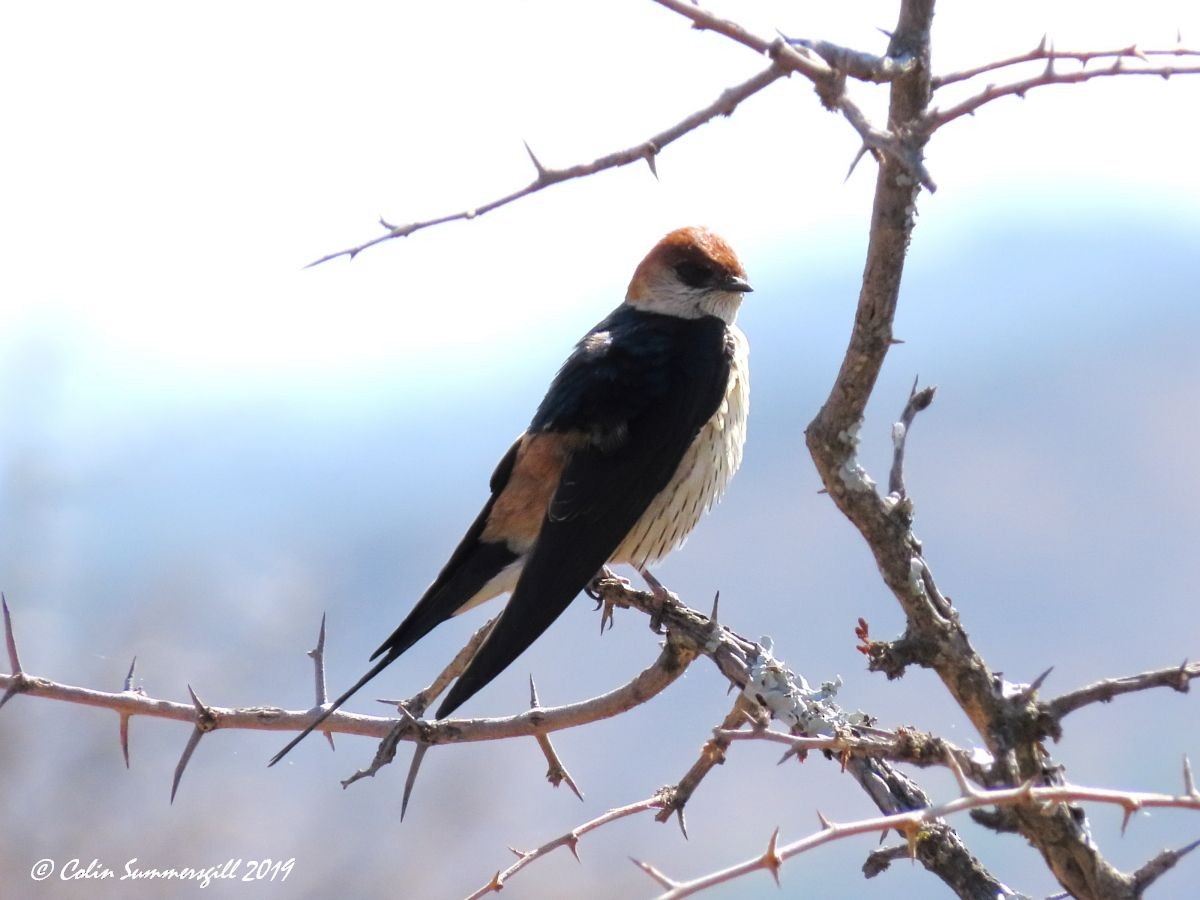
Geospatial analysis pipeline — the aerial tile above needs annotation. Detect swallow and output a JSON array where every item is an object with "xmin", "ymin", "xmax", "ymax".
[{"xmin": 270, "ymin": 225, "xmax": 752, "ymax": 765}]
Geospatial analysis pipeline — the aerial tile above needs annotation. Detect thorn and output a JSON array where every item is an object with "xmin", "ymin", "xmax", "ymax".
[
  {"xmin": 522, "ymin": 140, "xmax": 548, "ymax": 178},
  {"xmin": 307, "ymin": 613, "xmax": 335, "ymax": 751},
  {"xmin": 1036, "ymin": 33, "xmax": 1048, "ymax": 54},
  {"xmin": 644, "ymin": 146, "xmax": 659, "ymax": 180},
  {"xmin": 507, "ymin": 846, "xmax": 525, "ymax": 860},
  {"xmin": 888, "ymin": 336, "xmax": 906, "ymax": 346},
  {"xmin": 170, "ymin": 727, "xmax": 205, "ymax": 804},
  {"xmin": 187, "ymin": 685, "xmax": 208, "ymax": 719},
  {"xmin": 816, "ymin": 810, "xmax": 833, "ymax": 830},
  {"xmin": 1027, "ymin": 665, "xmax": 1054, "ymax": 695},
  {"xmin": 171, "ymin": 685, "xmax": 218, "ymax": 803},
  {"xmin": 1121, "ymin": 800, "xmax": 1141, "ymax": 836},
  {"xmin": 567, "ymin": 833, "xmax": 581, "ymax": 862},
  {"xmin": 676, "ymin": 807, "xmax": 689, "ymax": 840},
  {"xmin": 845, "ymin": 144, "xmax": 870, "ymax": 182},
  {"xmin": 117, "ymin": 658, "xmax": 144, "ymax": 767},
  {"xmin": 762, "ymin": 827, "xmax": 782, "ymax": 885},
  {"xmin": 529, "ymin": 674, "xmax": 541, "ymax": 709},
  {"xmin": 3, "ymin": 593, "xmax": 23, "ymax": 674},
  {"xmin": 488, "ymin": 871, "xmax": 503, "ymax": 893},
  {"xmin": 945, "ymin": 750, "xmax": 972, "ymax": 796},
  {"xmin": 1179, "ymin": 837, "xmax": 1200, "ymax": 857},
  {"xmin": 1184, "ymin": 755, "xmax": 1197, "ymax": 798},
  {"xmin": 630, "ymin": 858, "xmax": 677, "ymax": 890},
  {"xmin": 1015, "ymin": 665, "xmax": 1055, "ymax": 702},
  {"xmin": 121, "ymin": 656, "xmax": 138, "ymax": 691},
  {"xmin": 709, "ymin": 591, "xmax": 720, "ymax": 626},
  {"xmin": 401, "ymin": 743, "xmax": 431, "ymax": 821},
  {"xmin": 308, "ymin": 614, "xmax": 327, "ymax": 665},
  {"xmin": 119, "ymin": 713, "xmax": 132, "ymax": 768}
]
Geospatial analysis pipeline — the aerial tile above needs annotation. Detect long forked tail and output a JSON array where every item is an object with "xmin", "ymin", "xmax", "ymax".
[{"xmin": 268, "ymin": 652, "xmax": 398, "ymax": 766}]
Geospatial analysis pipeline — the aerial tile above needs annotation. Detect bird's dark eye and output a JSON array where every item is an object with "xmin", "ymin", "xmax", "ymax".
[{"xmin": 674, "ymin": 261, "xmax": 714, "ymax": 288}]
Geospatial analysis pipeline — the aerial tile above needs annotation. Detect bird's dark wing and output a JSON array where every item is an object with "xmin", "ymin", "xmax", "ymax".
[
  {"xmin": 268, "ymin": 439, "xmax": 522, "ymax": 765},
  {"xmin": 370, "ymin": 439, "xmax": 523, "ymax": 662},
  {"xmin": 436, "ymin": 309, "xmax": 733, "ymax": 717}
]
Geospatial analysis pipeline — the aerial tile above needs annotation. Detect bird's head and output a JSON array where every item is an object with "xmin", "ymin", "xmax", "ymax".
[{"xmin": 625, "ymin": 226, "xmax": 753, "ymax": 324}]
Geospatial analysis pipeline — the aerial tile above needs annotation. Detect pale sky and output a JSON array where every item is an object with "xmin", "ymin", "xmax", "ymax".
[{"xmin": 2, "ymin": 0, "xmax": 1198, "ymax": 407}]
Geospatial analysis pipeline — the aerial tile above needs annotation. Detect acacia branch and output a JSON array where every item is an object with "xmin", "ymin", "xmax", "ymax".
[
  {"xmin": 0, "ymin": 634, "xmax": 692, "ymax": 748},
  {"xmin": 464, "ymin": 793, "xmax": 669, "ymax": 899},
  {"xmin": 800, "ymin": 1, "xmax": 1157, "ymax": 896},
  {"xmin": 592, "ymin": 577, "xmax": 1013, "ymax": 898},
  {"xmin": 652, "ymin": 0, "xmax": 936, "ymax": 190},
  {"xmin": 306, "ymin": 62, "xmax": 788, "ymax": 266},
  {"xmin": 926, "ymin": 53, "xmax": 1200, "ymax": 130},
  {"xmin": 1042, "ymin": 660, "xmax": 1198, "ymax": 728},
  {"xmin": 644, "ymin": 768, "xmax": 1200, "ymax": 899},
  {"xmin": 716, "ymin": 724, "xmax": 992, "ymax": 785},
  {"xmin": 933, "ymin": 38, "xmax": 1200, "ymax": 88}
]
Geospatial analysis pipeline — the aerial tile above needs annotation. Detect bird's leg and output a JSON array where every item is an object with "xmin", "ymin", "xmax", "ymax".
[
  {"xmin": 587, "ymin": 565, "xmax": 631, "ymax": 634},
  {"xmin": 639, "ymin": 567, "xmax": 678, "ymax": 634}
]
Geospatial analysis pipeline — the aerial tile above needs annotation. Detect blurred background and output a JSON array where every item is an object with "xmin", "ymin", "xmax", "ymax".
[{"xmin": 2, "ymin": 1, "xmax": 1199, "ymax": 897}]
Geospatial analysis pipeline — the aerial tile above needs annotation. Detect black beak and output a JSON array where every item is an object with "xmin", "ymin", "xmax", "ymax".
[{"xmin": 724, "ymin": 274, "xmax": 754, "ymax": 293}]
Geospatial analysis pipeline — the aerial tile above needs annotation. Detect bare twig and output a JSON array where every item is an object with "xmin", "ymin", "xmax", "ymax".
[
  {"xmin": 463, "ymin": 793, "xmax": 669, "ymax": 899},
  {"xmin": 887, "ymin": 379, "xmax": 937, "ymax": 500},
  {"xmin": 306, "ymin": 63, "xmax": 788, "ymax": 266},
  {"xmin": 653, "ymin": 0, "xmax": 937, "ymax": 190},
  {"xmin": 781, "ymin": 34, "xmax": 918, "ymax": 83},
  {"xmin": 1131, "ymin": 837, "xmax": 1200, "ymax": 893},
  {"xmin": 647, "ymin": 777, "xmax": 1200, "ymax": 898},
  {"xmin": 379, "ymin": 617, "xmax": 496, "ymax": 718},
  {"xmin": 934, "ymin": 38, "xmax": 1200, "ymax": 88},
  {"xmin": 655, "ymin": 698, "xmax": 756, "ymax": 835},
  {"xmin": 716, "ymin": 724, "xmax": 992, "ymax": 784},
  {"xmin": 1043, "ymin": 660, "xmax": 1198, "ymax": 724},
  {"xmin": 925, "ymin": 55, "xmax": 1200, "ymax": 131},
  {"xmin": 529, "ymin": 676, "xmax": 584, "ymax": 802}
]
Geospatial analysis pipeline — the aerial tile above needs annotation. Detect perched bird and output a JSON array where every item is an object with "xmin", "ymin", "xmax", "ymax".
[{"xmin": 270, "ymin": 226, "xmax": 752, "ymax": 765}]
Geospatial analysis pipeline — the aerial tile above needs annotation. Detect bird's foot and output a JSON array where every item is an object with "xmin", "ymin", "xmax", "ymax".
[
  {"xmin": 639, "ymin": 568, "xmax": 678, "ymax": 634},
  {"xmin": 588, "ymin": 566, "xmax": 631, "ymax": 634}
]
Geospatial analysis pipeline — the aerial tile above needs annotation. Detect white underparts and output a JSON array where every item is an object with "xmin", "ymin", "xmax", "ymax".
[
  {"xmin": 612, "ymin": 325, "xmax": 749, "ymax": 568},
  {"xmin": 452, "ymin": 556, "xmax": 524, "ymax": 616}
]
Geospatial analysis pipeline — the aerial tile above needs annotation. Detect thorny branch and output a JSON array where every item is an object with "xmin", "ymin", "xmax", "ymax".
[
  {"xmin": 925, "ymin": 50, "xmax": 1200, "ymax": 130},
  {"xmin": 933, "ymin": 38, "xmax": 1200, "ymax": 88},
  {"xmin": 652, "ymin": 0, "xmax": 937, "ymax": 190},
  {"xmin": 1041, "ymin": 660, "xmax": 1199, "ymax": 732},
  {"xmin": 305, "ymin": 63, "xmax": 788, "ymax": 266},
  {"xmin": 463, "ymin": 793, "xmax": 670, "ymax": 899},
  {"xmin": 641, "ymin": 756, "xmax": 1200, "ymax": 899},
  {"xmin": 798, "ymin": 1, "xmax": 1200, "ymax": 897}
]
